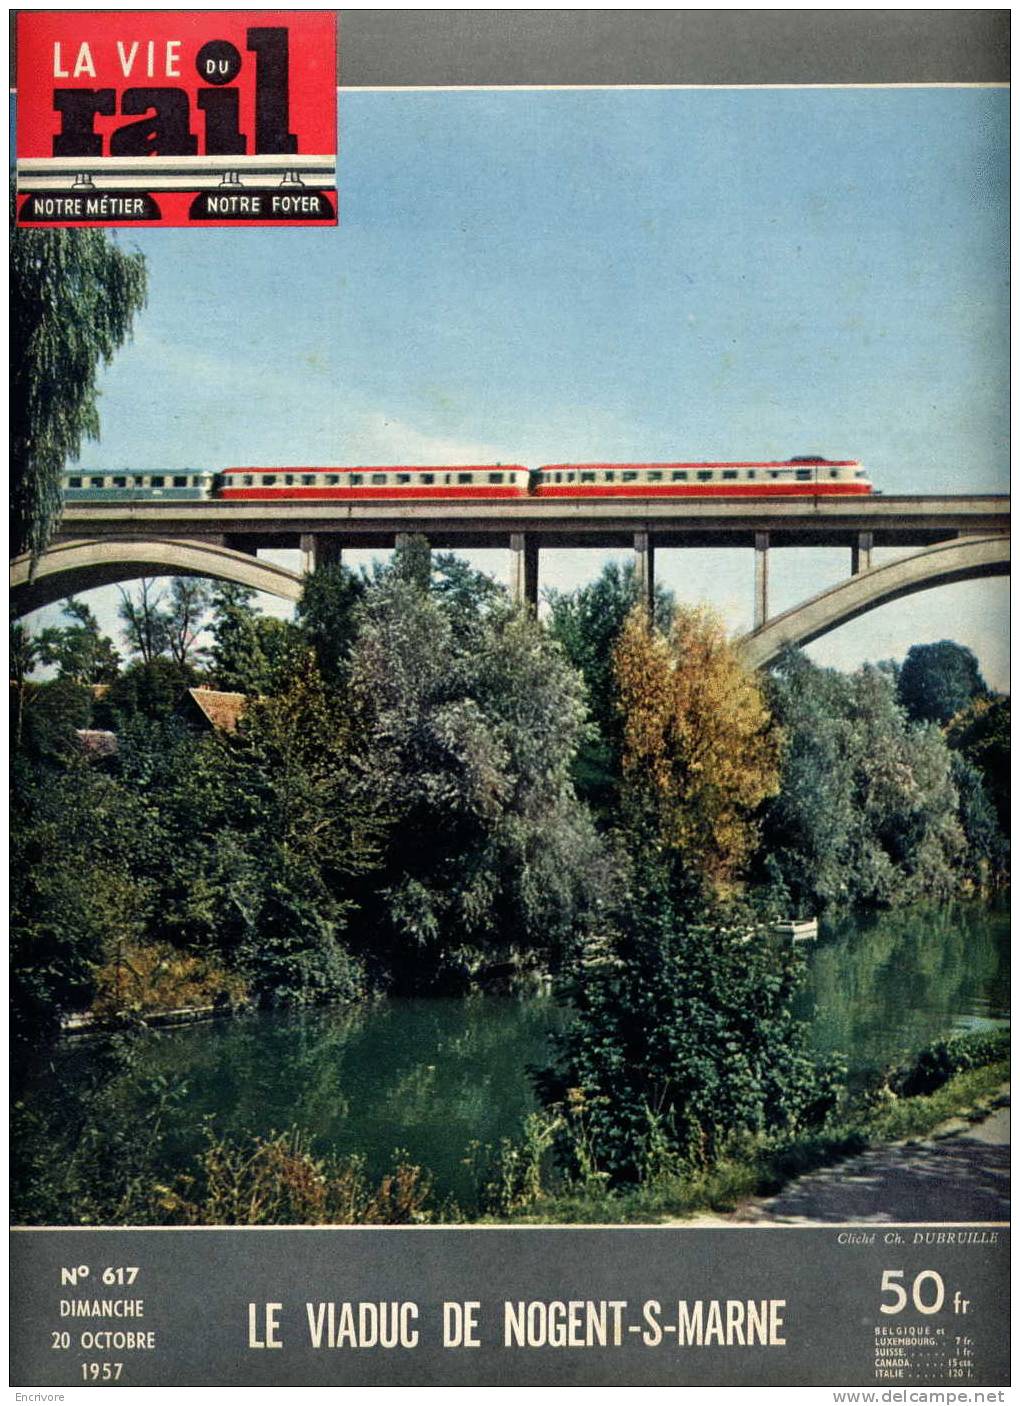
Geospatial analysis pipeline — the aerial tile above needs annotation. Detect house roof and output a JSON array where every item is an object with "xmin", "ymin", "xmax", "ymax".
[{"xmin": 187, "ymin": 687, "xmax": 248, "ymax": 733}]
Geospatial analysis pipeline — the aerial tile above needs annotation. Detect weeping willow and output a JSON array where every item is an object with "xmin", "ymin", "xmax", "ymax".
[{"xmin": 11, "ymin": 214, "xmax": 148, "ymax": 561}]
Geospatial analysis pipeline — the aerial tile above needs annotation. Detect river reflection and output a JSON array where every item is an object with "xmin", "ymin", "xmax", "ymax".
[
  {"xmin": 40, "ymin": 903, "xmax": 1009, "ymax": 1202},
  {"xmin": 796, "ymin": 901, "xmax": 1009, "ymax": 1080}
]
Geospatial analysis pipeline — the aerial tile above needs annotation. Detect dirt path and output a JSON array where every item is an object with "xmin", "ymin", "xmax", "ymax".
[{"xmin": 678, "ymin": 1096, "xmax": 1010, "ymax": 1226}]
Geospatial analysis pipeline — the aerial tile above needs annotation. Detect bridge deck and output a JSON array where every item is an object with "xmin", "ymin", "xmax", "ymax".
[{"xmin": 57, "ymin": 494, "xmax": 1009, "ymax": 551}]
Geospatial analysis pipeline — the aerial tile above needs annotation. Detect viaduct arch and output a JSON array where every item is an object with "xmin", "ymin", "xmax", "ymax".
[
  {"xmin": 11, "ymin": 532, "xmax": 1009, "ymax": 671},
  {"xmin": 736, "ymin": 535, "xmax": 1009, "ymax": 670},
  {"xmin": 10, "ymin": 537, "xmax": 305, "ymax": 617}
]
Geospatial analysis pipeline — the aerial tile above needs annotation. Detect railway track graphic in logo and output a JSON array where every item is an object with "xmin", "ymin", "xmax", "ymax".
[{"xmin": 15, "ymin": 11, "xmax": 338, "ymax": 227}]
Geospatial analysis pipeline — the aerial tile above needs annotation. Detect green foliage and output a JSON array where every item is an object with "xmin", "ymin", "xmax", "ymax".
[
  {"xmin": 208, "ymin": 582, "xmax": 301, "ymax": 693},
  {"xmin": 11, "ymin": 218, "xmax": 147, "ymax": 559},
  {"xmin": 537, "ymin": 847, "xmax": 842, "ymax": 1187},
  {"xmin": 13, "ymin": 676, "xmax": 93, "ymax": 766},
  {"xmin": 887, "ymin": 1029, "xmax": 1010, "ymax": 1099},
  {"xmin": 896, "ymin": 640, "xmax": 987, "ymax": 726},
  {"xmin": 10, "ymin": 766, "xmax": 159, "ymax": 1039},
  {"xmin": 295, "ymin": 563, "xmax": 366, "ymax": 685},
  {"xmin": 762, "ymin": 650, "xmax": 991, "ymax": 911},
  {"xmin": 546, "ymin": 560, "xmax": 674, "ymax": 810},
  {"xmin": 152, "ymin": 661, "xmax": 383, "ymax": 1004},
  {"xmin": 34, "ymin": 597, "xmax": 120, "ymax": 684},
  {"xmin": 11, "ymin": 1035, "xmax": 188, "ymax": 1225},
  {"xmin": 946, "ymin": 695, "xmax": 1010, "ymax": 836},
  {"xmin": 157, "ymin": 1130, "xmax": 435, "ymax": 1226},
  {"xmin": 95, "ymin": 657, "xmax": 197, "ymax": 725},
  {"xmin": 465, "ymin": 1111, "xmax": 562, "ymax": 1216},
  {"xmin": 346, "ymin": 550, "xmax": 610, "ymax": 979},
  {"xmin": 949, "ymin": 754, "xmax": 1007, "ymax": 884}
]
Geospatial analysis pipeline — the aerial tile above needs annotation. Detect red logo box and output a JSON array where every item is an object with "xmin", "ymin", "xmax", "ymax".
[{"xmin": 16, "ymin": 10, "xmax": 337, "ymax": 227}]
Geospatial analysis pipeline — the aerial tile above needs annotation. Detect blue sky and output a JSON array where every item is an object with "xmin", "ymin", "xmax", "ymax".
[{"xmin": 27, "ymin": 87, "xmax": 1009, "ymax": 686}]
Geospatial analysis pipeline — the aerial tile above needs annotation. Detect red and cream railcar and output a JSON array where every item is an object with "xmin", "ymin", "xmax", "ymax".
[
  {"xmin": 218, "ymin": 465, "xmax": 532, "ymax": 500},
  {"xmin": 532, "ymin": 458, "xmax": 871, "ymax": 497}
]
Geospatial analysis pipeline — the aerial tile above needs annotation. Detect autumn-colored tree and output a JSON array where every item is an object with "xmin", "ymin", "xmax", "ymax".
[{"xmin": 612, "ymin": 604, "xmax": 780, "ymax": 884}]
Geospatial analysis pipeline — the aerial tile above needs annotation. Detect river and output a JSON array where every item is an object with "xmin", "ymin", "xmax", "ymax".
[{"xmin": 38, "ymin": 901, "xmax": 1011, "ymax": 1206}]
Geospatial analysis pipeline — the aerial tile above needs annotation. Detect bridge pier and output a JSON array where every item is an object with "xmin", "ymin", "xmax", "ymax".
[
  {"xmin": 299, "ymin": 533, "xmax": 344, "ymax": 574},
  {"xmin": 754, "ymin": 531, "xmax": 770, "ymax": 628},
  {"xmin": 851, "ymin": 531, "xmax": 874, "ymax": 576},
  {"xmin": 509, "ymin": 533, "xmax": 539, "ymax": 609},
  {"xmin": 634, "ymin": 531, "xmax": 655, "ymax": 617}
]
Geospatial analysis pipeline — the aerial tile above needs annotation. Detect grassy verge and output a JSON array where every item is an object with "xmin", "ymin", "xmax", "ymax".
[{"xmin": 494, "ymin": 1061, "xmax": 1009, "ymax": 1225}]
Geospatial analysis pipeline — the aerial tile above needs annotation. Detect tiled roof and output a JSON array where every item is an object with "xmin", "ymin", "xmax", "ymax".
[{"xmin": 187, "ymin": 687, "xmax": 248, "ymax": 732}]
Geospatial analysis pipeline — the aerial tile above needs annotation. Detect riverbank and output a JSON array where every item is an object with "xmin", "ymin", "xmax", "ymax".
[{"xmin": 498, "ymin": 1059, "xmax": 1010, "ymax": 1227}]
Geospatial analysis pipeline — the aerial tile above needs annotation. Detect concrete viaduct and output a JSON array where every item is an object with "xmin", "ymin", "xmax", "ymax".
[{"xmin": 10, "ymin": 494, "xmax": 1009, "ymax": 667}]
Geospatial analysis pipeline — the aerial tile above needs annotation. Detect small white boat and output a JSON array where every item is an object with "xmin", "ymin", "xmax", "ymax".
[{"xmin": 772, "ymin": 917, "xmax": 819, "ymax": 941}]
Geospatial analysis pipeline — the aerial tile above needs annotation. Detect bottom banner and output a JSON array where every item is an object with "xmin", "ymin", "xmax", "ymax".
[{"xmin": 10, "ymin": 1226, "xmax": 1008, "ymax": 1387}]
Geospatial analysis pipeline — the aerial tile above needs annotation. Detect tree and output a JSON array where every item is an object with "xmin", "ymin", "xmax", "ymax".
[
  {"xmin": 162, "ymin": 578, "xmax": 211, "ymax": 668},
  {"xmin": 295, "ymin": 563, "xmax": 366, "ymax": 685},
  {"xmin": 344, "ymin": 550, "xmax": 609, "ymax": 978},
  {"xmin": 11, "ymin": 219, "xmax": 147, "ymax": 559},
  {"xmin": 547, "ymin": 561, "xmax": 674, "ymax": 811},
  {"xmin": 612, "ymin": 604, "xmax": 781, "ymax": 886},
  {"xmin": 945, "ymin": 695, "xmax": 1010, "ymax": 837},
  {"xmin": 536, "ymin": 841, "xmax": 841, "ymax": 1186},
  {"xmin": 34, "ymin": 597, "xmax": 120, "ymax": 685},
  {"xmin": 207, "ymin": 584, "xmax": 287, "ymax": 693},
  {"xmin": 10, "ymin": 622, "xmax": 40, "ymax": 754},
  {"xmin": 95, "ymin": 658, "xmax": 195, "ymax": 725},
  {"xmin": 762, "ymin": 650, "xmax": 979, "ymax": 911},
  {"xmin": 152, "ymin": 659, "xmax": 387, "ymax": 1005},
  {"xmin": 11, "ymin": 764, "xmax": 157, "ymax": 1037},
  {"xmin": 117, "ymin": 579, "xmax": 169, "ymax": 663},
  {"xmin": 897, "ymin": 641, "xmax": 987, "ymax": 725}
]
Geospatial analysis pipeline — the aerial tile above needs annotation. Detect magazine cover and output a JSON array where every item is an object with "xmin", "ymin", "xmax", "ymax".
[{"xmin": 10, "ymin": 9, "xmax": 1009, "ymax": 1393}]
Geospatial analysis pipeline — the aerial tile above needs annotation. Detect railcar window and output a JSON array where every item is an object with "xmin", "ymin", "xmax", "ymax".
[
  {"xmin": 697, "ymin": 471, "xmax": 713, "ymax": 481},
  {"xmin": 647, "ymin": 471, "xmax": 663, "ymax": 482},
  {"xmin": 723, "ymin": 470, "xmax": 738, "ymax": 480},
  {"xmin": 623, "ymin": 471, "xmax": 638, "ymax": 482},
  {"xmin": 285, "ymin": 474, "xmax": 295, "ymax": 486},
  {"xmin": 444, "ymin": 474, "xmax": 452, "ymax": 484},
  {"xmin": 90, "ymin": 477, "xmax": 104, "ymax": 488},
  {"xmin": 68, "ymin": 477, "xmax": 82, "ymax": 488},
  {"xmin": 113, "ymin": 476, "xmax": 127, "ymax": 487},
  {"xmin": 581, "ymin": 472, "xmax": 596, "ymax": 482},
  {"xmin": 151, "ymin": 476, "xmax": 164, "ymax": 487},
  {"xmin": 301, "ymin": 474, "xmax": 316, "ymax": 485},
  {"xmin": 263, "ymin": 475, "xmax": 277, "ymax": 486},
  {"xmin": 769, "ymin": 471, "xmax": 780, "ymax": 480},
  {"xmin": 856, "ymin": 471, "xmax": 867, "ymax": 479},
  {"xmin": 554, "ymin": 473, "xmax": 563, "ymax": 482},
  {"xmin": 326, "ymin": 474, "xmax": 340, "ymax": 485},
  {"xmin": 795, "ymin": 470, "xmax": 813, "ymax": 481},
  {"xmin": 371, "ymin": 474, "xmax": 387, "ymax": 485},
  {"xmin": 671, "ymin": 471, "xmax": 687, "ymax": 481},
  {"xmin": 488, "ymin": 472, "xmax": 503, "ymax": 483},
  {"xmin": 242, "ymin": 475, "xmax": 254, "ymax": 486},
  {"xmin": 604, "ymin": 471, "xmax": 615, "ymax": 482},
  {"xmin": 396, "ymin": 473, "xmax": 412, "ymax": 484},
  {"xmin": 457, "ymin": 473, "xmax": 474, "ymax": 484},
  {"xmin": 351, "ymin": 474, "xmax": 363, "ymax": 485},
  {"xmin": 747, "ymin": 471, "xmax": 756, "ymax": 479},
  {"xmin": 421, "ymin": 473, "xmax": 435, "ymax": 484},
  {"xmin": 173, "ymin": 476, "xmax": 188, "ymax": 488},
  {"xmin": 830, "ymin": 470, "xmax": 839, "ymax": 478}
]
